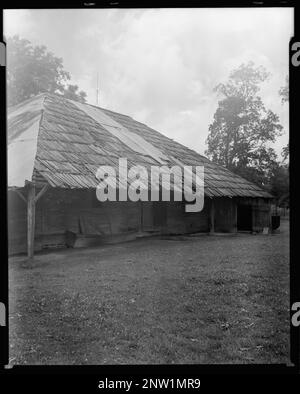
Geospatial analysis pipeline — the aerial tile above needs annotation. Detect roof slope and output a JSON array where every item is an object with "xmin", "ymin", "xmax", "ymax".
[
  {"xmin": 7, "ymin": 94, "xmax": 44, "ymax": 187},
  {"xmin": 7, "ymin": 93, "xmax": 271, "ymax": 198}
]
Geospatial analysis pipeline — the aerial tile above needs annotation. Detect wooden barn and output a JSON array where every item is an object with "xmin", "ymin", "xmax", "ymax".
[{"xmin": 7, "ymin": 93, "xmax": 272, "ymax": 257}]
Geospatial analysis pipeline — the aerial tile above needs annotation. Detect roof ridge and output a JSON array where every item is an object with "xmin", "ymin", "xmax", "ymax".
[
  {"xmin": 10, "ymin": 93, "xmax": 211, "ymax": 163},
  {"xmin": 59, "ymin": 94, "xmax": 134, "ymax": 120},
  {"xmin": 55, "ymin": 94, "xmax": 271, "ymax": 193},
  {"xmin": 7, "ymin": 93, "xmax": 272, "ymax": 197},
  {"xmin": 7, "ymin": 92, "xmax": 48, "ymax": 111}
]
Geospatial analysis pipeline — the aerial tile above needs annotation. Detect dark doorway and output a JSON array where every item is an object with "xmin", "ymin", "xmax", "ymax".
[{"xmin": 237, "ymin": 204, "xmax": 252, "ymax": 231}]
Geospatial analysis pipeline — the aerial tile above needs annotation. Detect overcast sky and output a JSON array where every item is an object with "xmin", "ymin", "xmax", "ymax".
[{"xmin": 4, "ymin": 8, "xmax": 293, "ymax": 157}]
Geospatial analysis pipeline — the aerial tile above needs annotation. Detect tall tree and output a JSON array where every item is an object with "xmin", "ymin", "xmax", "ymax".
[
  {"xmin": 268, "ymin": 74, "xmax": 289, "ymax": 207},
  {"xmin": 279, "ymin": 75, "xmax": 289, "ymax": 104},
  {"xmin": 205, "ymin": 62, "xmax": 283, "ymax": 186},
  {"xmin": 269, "ymin": 162, "xmax": 289, "ymax": 207},
  {"xmin": 281, "ymin": 144, "xmax": 289, "ymax": 162},
  {"xmin": 7, "ymin": 35, "xmax": 87, "ymax": 106},
  {"xmin": 279, "ymin": 75, "xmax": 289, "ymax": 162},
  {"xmin": 63, "ymin": 84, "xmax": 87, "ymax": 103}
]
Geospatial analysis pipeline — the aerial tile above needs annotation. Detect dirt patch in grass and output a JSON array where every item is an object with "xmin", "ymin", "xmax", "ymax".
[{"xmin": 9, "ymin": 221, "xmax": 290, "ymax": 364}]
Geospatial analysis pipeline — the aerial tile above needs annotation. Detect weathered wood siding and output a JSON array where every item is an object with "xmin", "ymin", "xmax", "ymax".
[
  {"xmin": 37, "ymin": 190, "xmax": 211, "ymax": 239},
  {"xmin": 7, "ymin": 191, "xmax": 27, "ymax": 254},
  {"xmin": 165, "ymin": 198, "xmax": 210, "ymax": 234},
  {"xmin": 236, "ymin": 197, "xmax": 271, "ymax": 232},
  {"xmin": 7, "ymin": 188, "xmax": 271, "ymax": 255},
  {"xmin": 252, "ymin": 198, "xmax": 271, "ymax": 231},
  {"xmin": 214, "ymin": 197, "xmax": 237, "ymax": 232},
  {"xmin": 37, "ymin": 189, "xmax": 142, "ymax": 244}
]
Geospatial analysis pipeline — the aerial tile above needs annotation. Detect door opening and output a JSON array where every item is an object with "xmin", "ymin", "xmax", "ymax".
[{"xmin": 237, "ymin": 204, "xmax": 252, "ymax": 231}]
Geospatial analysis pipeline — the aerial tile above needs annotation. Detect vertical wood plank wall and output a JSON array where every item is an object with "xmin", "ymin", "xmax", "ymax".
[
  {"xmin": 8, "ymin": 191, "xmax": 27, "ymax": 254},
  {"xmin": 214, "ymin": 197, "xmax": 237, "ymax": 233},
  {"xmin": 7, "ymin": 189, "xmax": 272, "ymax": 255}
]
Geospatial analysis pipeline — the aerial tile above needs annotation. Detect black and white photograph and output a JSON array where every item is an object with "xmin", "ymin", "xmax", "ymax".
[{"xmin": 2, "ymin": 4, "xmax": 297, "ymax": 372}]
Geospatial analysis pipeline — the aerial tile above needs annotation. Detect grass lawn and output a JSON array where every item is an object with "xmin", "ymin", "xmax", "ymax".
[{"xmin": 9, "ymin": 220, "xmax": 290, "ymax": 365}]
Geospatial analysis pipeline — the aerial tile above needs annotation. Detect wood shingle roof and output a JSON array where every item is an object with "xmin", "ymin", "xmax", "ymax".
[{"xmin": 7, "ymin": 93, "xmax": 271, "ymax": 198}]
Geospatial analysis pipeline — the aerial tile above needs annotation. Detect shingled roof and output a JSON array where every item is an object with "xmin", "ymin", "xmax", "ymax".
[{"xmin": 7, "ymin": 93, "xmax": 271, "ymax": 198}]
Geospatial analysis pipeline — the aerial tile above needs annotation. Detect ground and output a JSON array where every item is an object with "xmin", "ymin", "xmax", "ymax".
[{"xmin": 9, "ymin": 219, "xmax": 290, "ymax": 365}]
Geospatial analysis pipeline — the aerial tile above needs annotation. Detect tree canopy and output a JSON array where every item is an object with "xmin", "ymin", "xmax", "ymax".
[
  {"xmin": 205, "ymin": 62, "xmax": 283, "ymax": 187},
  {"xmin": 7, "ymin": 35, "xmax": 87, "ymax": 106},
  {"xmin": 269, "ymin": 163, "xmax": 289, "ymax": 207},
  {"xmin": 279, "ymin": 75, "xmax": 289, "ymax": 104},
  {"xmin": 279, "ymin": 75, "xmax": 289, "ymax": 162}
]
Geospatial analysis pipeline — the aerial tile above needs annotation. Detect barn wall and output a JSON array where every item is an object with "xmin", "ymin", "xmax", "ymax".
[
  {"xmin": 37, "ymin": 189, "xmax": 142, "ymax": 247},
  {"xmin": 214, "ymin": 197, "xmax": 237, "ymax": 233},
  {"xmin": 7, "ymin": 187, "xmax": 271, "ymax": 255},
  {"xmin": 8, "ymin": 188, "xmax": 211, "ymax": 254},
  {"xmin": 165, "ymin": 198, "xmax": 210, "ymax": 234},
  {"xmin": 236, "ymin": 197, "xmax": 271, "ymax": 232},
  {"xmin": 252, "ymin": 198, "xmax": 271, "ymax": 231},
  {"xmin": 8, "ymin": 188, "xmax": 147, "ymax": 254},
  {"xmin": 7, "ymin": 190, "xmax": 28, "ymax": 254},
  {"xmin": 38, "ymin": 189, "xmax": 211, "ymax": 239}
]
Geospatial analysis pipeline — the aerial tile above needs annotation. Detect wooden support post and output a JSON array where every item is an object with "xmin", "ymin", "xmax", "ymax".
[
  {"xmin": 27, "ymin": 182, "xmax": 36, "ymax": 262},
  {"xmin": 12, "ymin": 188, "xmax": 27, "ymax": 204},
  {"xmin": 210, "ymin": 198, "xmax": 215, "ymax": 234},
  {"xmin": 34, "ymin": 184, "xmax": 49, "ymax": 203}
]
